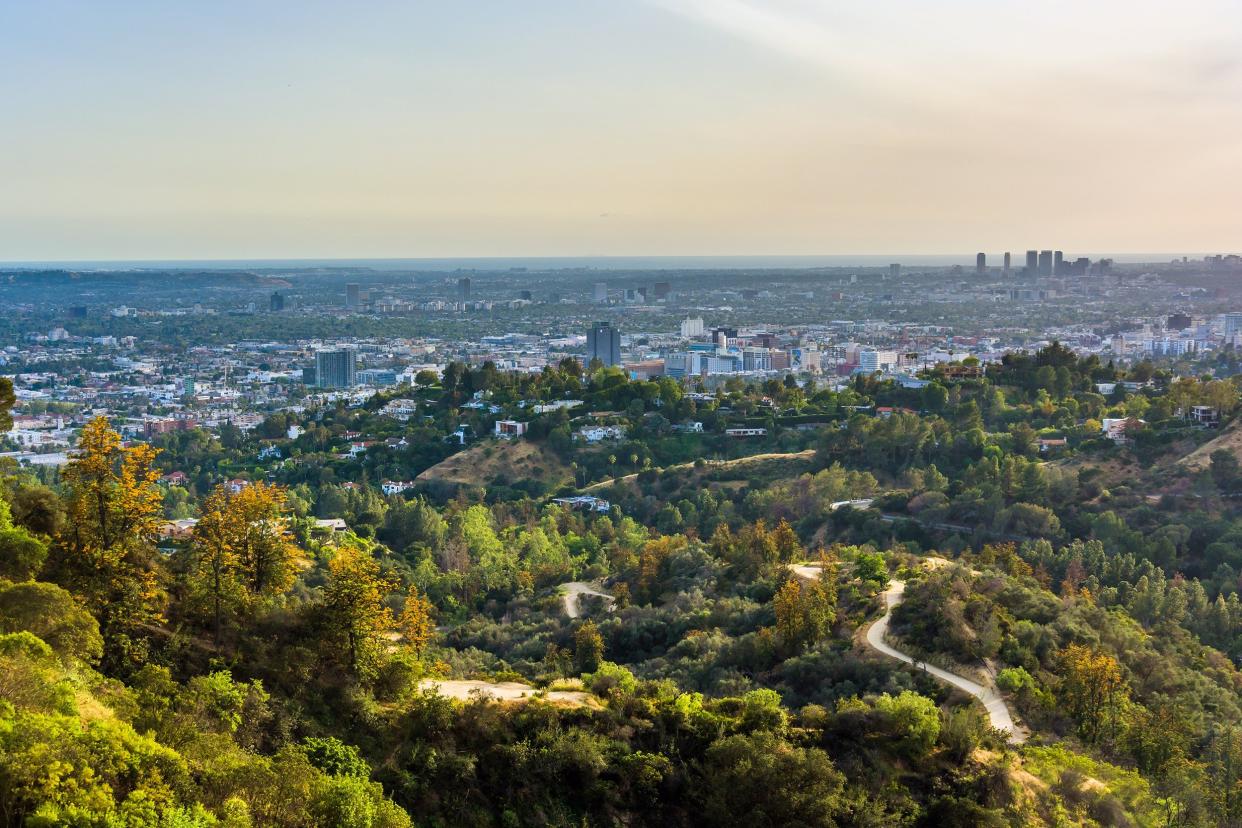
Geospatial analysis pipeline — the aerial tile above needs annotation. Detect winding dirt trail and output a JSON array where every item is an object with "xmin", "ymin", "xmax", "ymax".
[
  {"xmin": 868, "ymin": 580, "xmax": 1026, "ymax": 744},
  {"xmin": 791, "ymin": 559, "xmax": 1027, "ymax": 745},
  {"xmin": 560, "ymin": 582, "xmax": 615, "ymax": 618}
]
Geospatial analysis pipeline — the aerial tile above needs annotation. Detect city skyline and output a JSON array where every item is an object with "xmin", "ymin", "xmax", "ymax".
[{"xmin": 3, "ymin": 1, "xmax": 1241, "ymax": 260}]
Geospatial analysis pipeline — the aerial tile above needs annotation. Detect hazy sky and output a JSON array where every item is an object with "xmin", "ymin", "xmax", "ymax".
[{"xmin": 2, "ymin": 0, "xmax": 1240, "ymax": 260}]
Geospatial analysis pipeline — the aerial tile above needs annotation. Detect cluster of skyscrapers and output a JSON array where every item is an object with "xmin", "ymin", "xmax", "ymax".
[
  {"xmin": 592, "ymin": 281, "xmax": 672, "ymax": 304},
  {"xmin": 974, "ymin": 250, "xmax": 1103, "ymax": 278}
]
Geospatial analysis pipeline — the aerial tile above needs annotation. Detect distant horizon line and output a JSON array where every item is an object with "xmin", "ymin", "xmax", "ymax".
[{"xmin": 0, "ymin": 252, "xmax": 1216, "ymax": 272}]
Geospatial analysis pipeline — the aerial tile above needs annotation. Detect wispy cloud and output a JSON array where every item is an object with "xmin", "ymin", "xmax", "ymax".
[
  {"xmin": 645, "ymin": 0, "xmax": 1242, "ymax": 122},
  {"xmin": 644, "ymin": 0, "xmax": 914, "ymax": 93},
  {"xmin": 641, "ymin": 0, "xmax": 995, "ymax": 112},
  {"xmin": 647, "ymin": 0, "xmax": 848, "ymax": 68}
]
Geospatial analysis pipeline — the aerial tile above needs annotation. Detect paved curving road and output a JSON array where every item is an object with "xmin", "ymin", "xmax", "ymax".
[
  {"xmin": 560, "ymin": 582, "xmax": 615, "ymax": 618},
  {"xmin": 867, "ymin": 579, "xmax": 1026, "ymax": 745}
]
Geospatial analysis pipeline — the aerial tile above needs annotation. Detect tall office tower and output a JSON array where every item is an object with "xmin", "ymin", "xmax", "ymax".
[
  {"xmin": 345, "ymin": 283, "xmax": 360, "ymax": 309},
  {"xmin": 711, "ymin": 326, "xmax": 738, "ymax": 348},
  {"xmin": 1003, "ymin": 252, "xmax": 1012, "ymax": 275},
  {"xmin": 457, "ymin": 277, "xmax": 471, "ymax": 301},
  {"xmin": 315, "ymin": 349, "xmax": 357, "ymax": 389},
  {"xmin": 1025, "ymin": 250, "xmax": 1038, "ymax": 276},
  {"xmin": 270, "ymin": 292, "xmax": 285, "ymax": 312},
  {"xmin": 586, "ymin": 322, "xmax": 621, "ymax": 367},
  {"xmin": 1223, "ymin": 313, "xmax": 1242, "ymax": 341},
  {"xmin": 1054, "ymin": 250, "xmax": 1064, "ymax": 275},
  {"xmin": 1038, "ymin": 250, "xmax": 1053, "ymax": 277},
  {"xmin": 888, "ymin": 263, "xmax": 901, "ymax": 277},
  {"xmin": 976, "ymin": 252, "xmax": 986, "ymax": 274},
  {"xmin": 652, "ymin": 281, "xmax": 671, "ymax": 299},
  {"xmin": 593, "ymin": 282, "xmax": 608, "ymax": 302},
  {"xmin": 680, "ymin": 317, "xmax": 705, "ymax": 338},
  {"xmin": 1167, "ymin": 313, "xmax": 1193, "ymax": 332}
]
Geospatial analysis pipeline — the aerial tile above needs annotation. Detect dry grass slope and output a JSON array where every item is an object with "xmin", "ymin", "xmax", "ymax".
[
  {"xmin": 416, "ymin": 439, "xmax": 573, "ymax": 489},
  {"xmin": 1177, "ymin": 419, "xmax": 1242, "ymax": 471}
]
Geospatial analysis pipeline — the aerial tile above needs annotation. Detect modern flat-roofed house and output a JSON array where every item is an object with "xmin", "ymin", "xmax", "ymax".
[
  {"xmin": 495, "ymin": 420, "xmax": 528, "ymax": 439},
  {"xmin": 1189, "ymin": 406, "xmax": 1220, "ymax": 426}
]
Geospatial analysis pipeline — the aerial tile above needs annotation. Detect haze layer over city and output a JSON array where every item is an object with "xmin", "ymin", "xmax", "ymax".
[{"xmin": 2, "ymin": 3, "xmax": 1242, "ymax": 827}]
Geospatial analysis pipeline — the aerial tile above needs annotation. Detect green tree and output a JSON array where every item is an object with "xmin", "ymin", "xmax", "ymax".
[
  {"xmin": 0, "ymin": 580, "xmax": 102, "ymax": 664},
  {"xmin": 574, "ymin": 619, "xmax": 604, "ymax": 674},
  {"xmin": 1211, "ymin": 449, "xmax": 1242, "ymax": 491},
  {"xmin": 0, "ymin": 376, "xmax": 15, "ymax": 433},
  {"xmin": 302, "ymin": 736, "xmax": 371, "ymax": 779},
  {"xmin": 696, "ymin": 733, "xmax": 845, "ymax": 828},
  {"xmin": 922, "ymin": 382, "xmax": 949, "ymax": 412},
  {"xmin": 874, "ymin": 690, "xmax": 941, "ymax": 757},
  {"xmin": 0, "ymin": 496, "xmax": 49, "ymax": 582},
  {"xmin": 8, "ymin": 483, "xmax": 66, "ymax": 538},
  {"xmin": 378, "ymin": 497, "xmax": 446, "ymax": 557},
  {"xmin": 853, "ymin": 551, "xmax": 888, "ymax": 587},
  {"xmin": 455, "ymin": 505, "xmax": 515, "ymax": 593},
  {"xmin": 1009, "ymin": 422, "xmax": 1038, "ymax": 458}
]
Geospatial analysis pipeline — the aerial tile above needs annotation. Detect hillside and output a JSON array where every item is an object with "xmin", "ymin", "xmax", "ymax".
[
  {"xmin": 416, "ymin": 437, "xmax": 573, "ymax": 491},
  {"xmin": 586, "ymin": 448, "xmax": 817, "ymax": 492},
  {"xmin": 1177, "ymin": 419, "xmax": 1242, "ymax": 471}
]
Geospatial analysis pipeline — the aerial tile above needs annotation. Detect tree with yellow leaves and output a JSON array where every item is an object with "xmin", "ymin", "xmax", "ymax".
[
  {"xmin": 771, "ymin": 519, "xmax": 803, "ymax": 564},
  {"xmin": 637, "ymin": 535, "xmax": 687, "ymax": 602},
  {"xmin": 51, "ymin": 416, "xmax": 165, "ymax": 668},
  {"xmin": 774, "ymin": 551, "xmax": 837, "ymax": 655},
  {"xmin": 398, "ymin": 589, "xmax": 435, "ymax": 656},
  {"xmin": 188, "ymin": 482, "xmax": 299, "ymax": 641},
  {"xmin": 321, "ymin": 545, "xmax": 398, "ymax": 678},
  {"xmin": 1059, "ymin": 643, "xmax": 1128, "ymax": 744}
]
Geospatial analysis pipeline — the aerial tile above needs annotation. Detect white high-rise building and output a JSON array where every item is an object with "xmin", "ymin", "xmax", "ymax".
[
  {"xmin": 680, "ymin": 317, "xmax": 705, "ymax": 338},
  {"xmin": 859, "ymin": 350, "xmax": 898, "ymax": 373}
]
